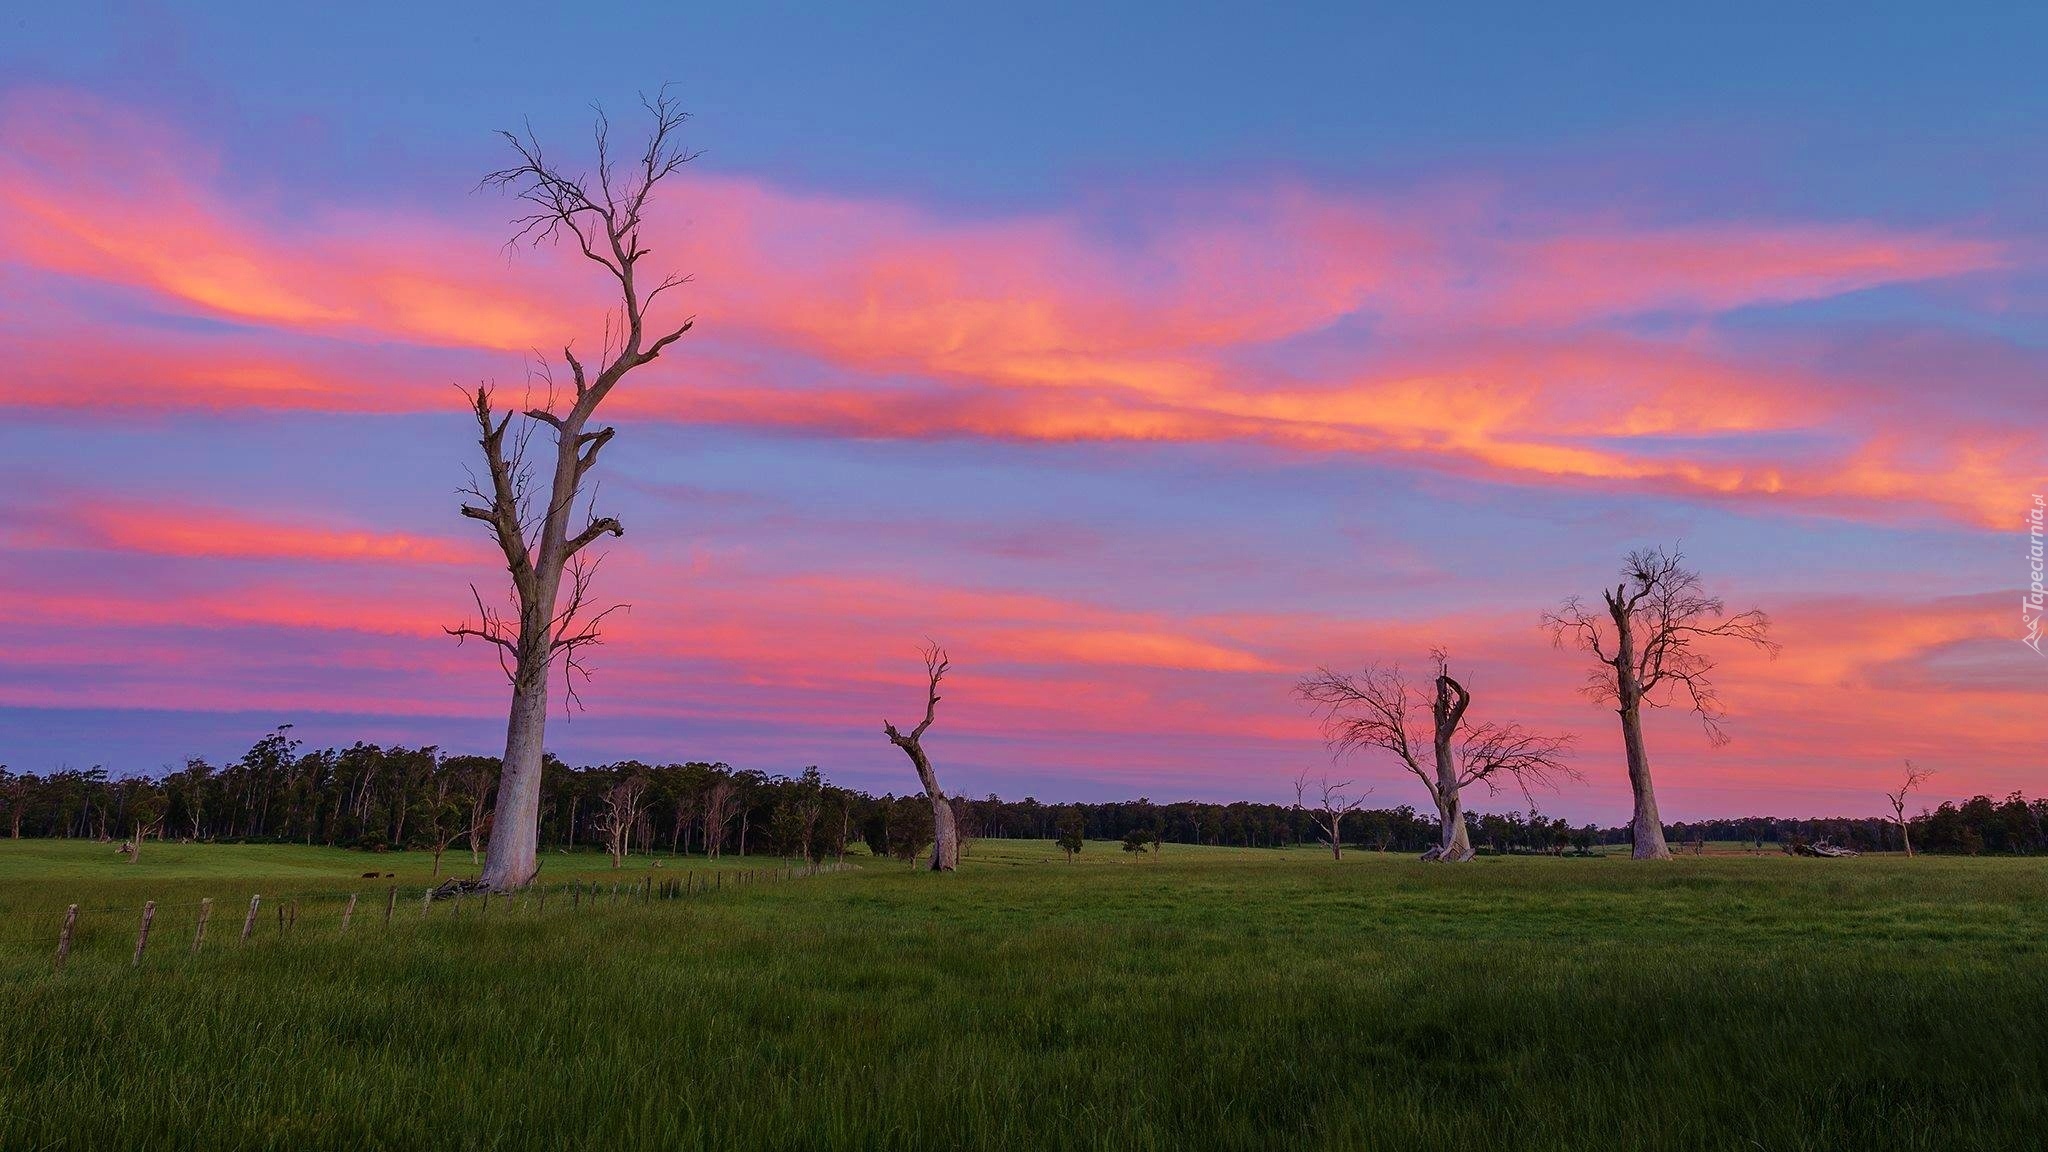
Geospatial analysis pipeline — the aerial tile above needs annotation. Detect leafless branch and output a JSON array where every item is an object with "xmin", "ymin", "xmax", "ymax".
[{"xmin": 1295, "ymin": 663, "xmax": 1429, "ymax": 786}]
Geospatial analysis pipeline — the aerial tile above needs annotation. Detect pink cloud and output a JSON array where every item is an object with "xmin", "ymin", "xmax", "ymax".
[{"xmin": 0, "ymin": 88, "xmax": 2030, "ymax": 533}]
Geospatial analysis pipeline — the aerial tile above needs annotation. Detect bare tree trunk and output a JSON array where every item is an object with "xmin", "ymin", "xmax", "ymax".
[
  {"xmin": 483, "ymin": 674, "xmax": 549, "ymax": 888},
  {"xmin": 930, "ymin": 788, "xmax": 960, "ymax": 871},
  {"xmin": 1426, "ymin": 671, "xmax": 1475, "ymax": 862},
  {"xmin": 1619, "ymin": 701, "xmax": 1670, "ymax": 859},
  {"xmin": 1432, "ymin": 790, "xmax": 1474, "ymax": 861}
]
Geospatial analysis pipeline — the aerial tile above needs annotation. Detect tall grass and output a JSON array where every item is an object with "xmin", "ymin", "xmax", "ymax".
[{"xmin": 1, "ymin": 840, "xmax": 2041, "ymax": 1150}]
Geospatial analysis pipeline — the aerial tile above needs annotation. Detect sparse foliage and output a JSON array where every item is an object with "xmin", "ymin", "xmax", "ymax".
[{"xmin": 1056, "ymin": 809, "xmax": 1086, "ymax": 862}]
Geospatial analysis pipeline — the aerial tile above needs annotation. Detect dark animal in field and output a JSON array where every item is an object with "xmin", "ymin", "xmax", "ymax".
[{"xmin": 362, "ymin": 871, "xmax": 381, "ymax": 878}]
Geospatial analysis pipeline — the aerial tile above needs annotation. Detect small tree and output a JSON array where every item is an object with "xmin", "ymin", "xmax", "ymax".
[
  {"xmin": 417, "ymin": 762, "xmax": 465, "ymax": 877},
  {"xmin": 459, "ymin": 758, "xmax": 497, "ymax": 866},
  {"xmin": 121, "ymin": 792, "xmax": 166, "ymax": 863},
  {"xmin": 883, "ymin": 642, "xmax": 959, "ymax": 871},
  {"xmin": 1543, "ymin": 546, "xmax": 1777, "ymax": 860},
  {"xmin": 887, "ymin": 794, "xmax": 935, "ymax": 863},
  {"xmin": 1055, "ymin": 809, "xmax": 1086, "ymax": 862},
  {"xmin": 1121, "ymin": 829, "xmax": 1150, "ymax": 856},
  {"xmin": 1294, "ymin": 772, "xmax": 1369, "ymax": 861},
  {"xmin": 1885, "ymin": 760, "xmax": 1936, "ymax": 857}
]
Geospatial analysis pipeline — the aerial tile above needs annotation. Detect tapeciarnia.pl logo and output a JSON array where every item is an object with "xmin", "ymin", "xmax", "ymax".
[{"xmin": 2027, "ymin": 494, "xmax": 2045, "ymax": 655}]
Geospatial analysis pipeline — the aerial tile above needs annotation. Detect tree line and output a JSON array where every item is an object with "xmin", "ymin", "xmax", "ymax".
[{"xmin": 2, "ymin": 728, "xmax": 2039, "ymax": 863}]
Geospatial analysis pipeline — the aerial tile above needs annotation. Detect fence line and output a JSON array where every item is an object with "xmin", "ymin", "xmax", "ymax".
[{"xmin": 36, "ymin": 859, "xmax": 858, "ymax": 973}]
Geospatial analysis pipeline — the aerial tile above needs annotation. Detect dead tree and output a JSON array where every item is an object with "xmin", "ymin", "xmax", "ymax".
[
  {"xmin": 1543, "ymin": 546, "xmax": 1777, "ymax": 860},
  {"xmin": 884, "ymin": 642, "xmax": 958, "ymax": 871},
  {"xmin": 118, "ymin": 810, "xmax": 165, "ymax": 863},
  {"xmin": 598, "ymin": 774, "xmax": 650, "ymax": 868},
  {"xmin": 1885, "ymin": 760, "xmax": 1936, "ymax": 857},
  {"xmin": 1298, "ymin": 650, "xmax": 1573, "ymax": 862},
  {"xmin": 447, "ymin": 90, "xmax": 697, "ymax": 891},
  {"xmin": 1294, "ymin": 772, "xmax": 1369, "ymax": 861}
]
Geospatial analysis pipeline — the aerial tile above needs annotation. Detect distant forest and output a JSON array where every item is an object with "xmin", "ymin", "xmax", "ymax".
[{"xmin": 2, "ymin": 728, "xmax": 2042, "ymax": 860}]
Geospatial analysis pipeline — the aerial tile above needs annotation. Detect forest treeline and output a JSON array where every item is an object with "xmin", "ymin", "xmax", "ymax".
[{"xmin": 2, "ymin": 728, "xmax": 2042, "ymax": 862}]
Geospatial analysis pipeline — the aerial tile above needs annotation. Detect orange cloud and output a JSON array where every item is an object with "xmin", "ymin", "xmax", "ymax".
[
  {"xmin": 1, "ymin": 88, "xmax": 2029, "ymax": 532},
  {"xmin": 6, "ymin": 496, "xmax": 478, "ymax": 566}
]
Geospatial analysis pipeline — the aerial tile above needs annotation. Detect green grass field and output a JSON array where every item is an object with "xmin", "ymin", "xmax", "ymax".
[{"xmin": 1, "ymin": 839, "xmax": 2042, "ymax": 1151}]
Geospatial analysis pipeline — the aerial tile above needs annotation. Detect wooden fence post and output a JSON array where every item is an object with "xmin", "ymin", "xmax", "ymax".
[
  {"xmin": 538, "ymin": 884, "xmax": 547, "ymax": 913},
  {"xmin": 386, "ymin": 885, "xmax": 397, "ymax": 927},
  {"xmin": 54, "ymin": 904, "xmax": 78, "ymax": 971},
  {"xmin": 341, "ymin": 893, "xmax": 357, "ymax": 932},
  {"xmin": 241, "ymin": 895, "xmax": 261, "ymax": 943},
  {"xmin": 132, "ymin": 900, "xmax": 157, "ymax": 966},
  {"xmin": 421, "ymin": 889, "xmax": 432, "ymax": 918},
  {"xmin": 482, "ymin": 890, "xmax": 491, "ymax": 915},
  {"xmin": 193, "ymin": 897, "xmax": 213, "ymax": 954}
]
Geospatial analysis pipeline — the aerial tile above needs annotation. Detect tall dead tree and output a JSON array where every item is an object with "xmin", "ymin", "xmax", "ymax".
[
  {"xmin": 701, "ymin": 777, "xmax": 737, "ymax": 859},
  {"xmin": 1294, "ymin": 771, "xmax": 1369, "ymax": 860},
  {"xmin": 1298, "ymin": 650, "xmax": 1572, "ymax": 862},
  {"xmin": 1885, "ymin": 760, "xmax": 1935, "ymax": 857},
  {"xmin": 448, "ymin": 91, "xmax": 697, "ymax": 891},
  {"xmin": 598, "ymin": 773, "xmax": 650, "ymax": 869},
  {"xmin": 1543, "ymin": 546, "xmax": 1777, "ymax": 860},
  {"xmin": 884, "ymin": 642, "xmax": 958, "ymax": 871}
]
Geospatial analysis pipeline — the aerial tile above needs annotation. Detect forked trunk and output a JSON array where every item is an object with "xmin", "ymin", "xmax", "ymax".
[
  {"xmin": 1619, "ymin": 702, "xmax": 1670, "ymax": 859},
  {"xmin": 1429, "ymin": 790, "xmax": 1474, "ymax": 861},
  {"xmin": 1422, "ymin": 673, "xmax": 1475, "ymax": 862}
]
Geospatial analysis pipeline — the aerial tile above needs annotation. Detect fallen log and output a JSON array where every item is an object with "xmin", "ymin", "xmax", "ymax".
[
  {"xmin": 1782, "ymin": 839, "xmax": 1859, "ymax": 858},
  {"xmin": 428, "ymin": 877, "xmax": 493, "ymax": 901}
]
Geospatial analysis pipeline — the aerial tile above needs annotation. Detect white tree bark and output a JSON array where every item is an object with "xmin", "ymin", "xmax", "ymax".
[
  {"xmin": 452, "ymin": 94, "xmax": 696, "ymax": 892},
  {"xmin": 885, "ymin": 644, "xmax": 957, "ymax": 871}
]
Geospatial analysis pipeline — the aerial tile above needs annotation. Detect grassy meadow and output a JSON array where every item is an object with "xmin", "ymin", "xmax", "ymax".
[{"xmin": 1, "ymin": 838, "xmax": 2043, "ymax": 1150}]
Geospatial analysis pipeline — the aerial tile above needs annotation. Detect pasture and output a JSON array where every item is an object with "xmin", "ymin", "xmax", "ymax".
[{"xmin": 1, "ymin": 840, "xmax": 2042, "ymax": 1150}]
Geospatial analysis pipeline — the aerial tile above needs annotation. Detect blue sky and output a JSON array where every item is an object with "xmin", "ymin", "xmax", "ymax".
[{"xmin": 0, "ymin": 2, "xmax": 2040, "ymax": 817}]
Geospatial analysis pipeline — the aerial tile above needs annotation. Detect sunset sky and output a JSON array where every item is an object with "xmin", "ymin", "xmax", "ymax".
[{"xmin": 1, "ymin": 3, "xmax": 2041, "ymax": 820}]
